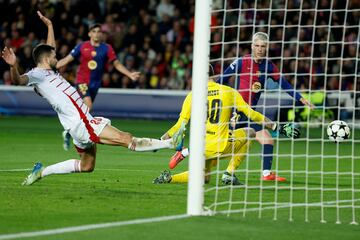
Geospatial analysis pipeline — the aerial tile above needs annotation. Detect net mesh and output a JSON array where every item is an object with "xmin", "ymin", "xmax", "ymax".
[{"xmin": 204, "ymin": 0, "xmax": 360, "ymax": 224}]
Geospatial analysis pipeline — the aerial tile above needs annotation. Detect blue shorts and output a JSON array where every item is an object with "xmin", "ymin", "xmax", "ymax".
[
  {"xmin": 233, "ymin": 111, "xmax": 263, "ymax": 132},
  {"xmin": 76, "ymin": 83, "xmax": 99, "ymax": 102}
]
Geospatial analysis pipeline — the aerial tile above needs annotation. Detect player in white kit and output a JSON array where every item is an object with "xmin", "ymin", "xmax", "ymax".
[{"xmin": 1, "ymin": 12, "xmax": 185, "ymax": 186}]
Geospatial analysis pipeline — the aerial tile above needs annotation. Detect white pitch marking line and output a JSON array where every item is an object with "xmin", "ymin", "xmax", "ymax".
[
  {"xmin": 0, "ymin": 214, "xmax": 189, "ymax": 240},
  {"xmin": 0, "ymin": 169, "xmax": 31, "ymax": 172}
]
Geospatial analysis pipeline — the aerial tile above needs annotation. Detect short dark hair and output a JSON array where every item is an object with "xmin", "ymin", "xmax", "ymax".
[
  {"xmin": 32, "ymin": 44, "xmax": 55, "ymax": 64},
  {"xmin": 89, "ymin": 23, "xmax": 102, "ymax": 32}
]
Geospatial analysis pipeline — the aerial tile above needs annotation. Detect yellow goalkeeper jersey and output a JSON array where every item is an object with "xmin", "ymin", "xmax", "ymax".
[{"xmin": 167, "ymin": 81, "xmax": 266, "ymax": 154}]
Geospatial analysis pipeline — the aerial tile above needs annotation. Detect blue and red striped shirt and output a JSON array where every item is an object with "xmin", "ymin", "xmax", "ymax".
[
  {"xmin": 70, "ymin": 41, "xmax": 117, "ymax": 89},
  {"xmin": 217, "ymin": 54, "xmax": 302, "ymax": 106}
]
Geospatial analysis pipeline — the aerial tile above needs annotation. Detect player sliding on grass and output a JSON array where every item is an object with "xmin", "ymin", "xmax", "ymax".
[
  {"xmin": 168, "ymin": 32, "xmax": 315, "ymax": 182},
  {"xmin": 1, "ymin": 12, "xmax": 185, "ymax": 186},
  {"xmin": 153, "ymin": 66, "xmax": 300, "ymax": 185}
]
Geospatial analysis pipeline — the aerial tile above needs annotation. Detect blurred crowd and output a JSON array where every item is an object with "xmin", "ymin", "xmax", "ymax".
[{"xmin": 0, "ymin": 0, "xmax": 359, "ymax": 91}]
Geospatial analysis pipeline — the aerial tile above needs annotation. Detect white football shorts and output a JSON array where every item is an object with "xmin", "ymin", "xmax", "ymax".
[{"xmin": 70, "ymin": 116, "xmax": 111, "ymax": 151}]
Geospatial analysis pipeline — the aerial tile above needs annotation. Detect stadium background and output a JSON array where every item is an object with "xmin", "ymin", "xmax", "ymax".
[
  {"xmin": 0, "ymin": 0, "xmax": 359, "ymax": 239},
  {"xmin": 0, "ymin": 0, "xmax": 358, "ymax": 92}
]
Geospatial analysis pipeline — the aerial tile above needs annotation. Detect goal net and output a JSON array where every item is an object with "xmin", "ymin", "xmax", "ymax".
[{"xmin": 199, "ymin": 0, "xmax": 360, "ymax": 224}]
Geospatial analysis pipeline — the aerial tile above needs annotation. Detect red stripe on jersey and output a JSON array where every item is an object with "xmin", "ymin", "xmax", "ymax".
[
  {"xmin": 66, "ymin": 96, "xmax": 100, "ymax": 143},
  {"xmin": 63, "ymin": 86, "xmax": 70, "ymax": 92},
  {"xmin": 70, "ymin": 90, "xmax": 77, "ymax": 96}
]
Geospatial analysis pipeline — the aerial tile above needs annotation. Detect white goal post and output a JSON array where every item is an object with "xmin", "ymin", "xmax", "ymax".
[{"xmin": 187, "ymin": 0, "xmax": 212, "ymax": 216}]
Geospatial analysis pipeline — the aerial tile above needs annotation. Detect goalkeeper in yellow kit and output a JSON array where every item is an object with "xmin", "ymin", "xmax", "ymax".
[{"xmin": 153, "ymin": 66, "xmax": 300, "ymax": 185}]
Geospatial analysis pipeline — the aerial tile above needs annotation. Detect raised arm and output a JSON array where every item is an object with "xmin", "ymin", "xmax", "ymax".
[
  {"xmin": 1, "ymin": 47, "xmax": 29, "ymax": 85},
  {"xmin": 113, "ymin": 59, "xmax": 140, "ymax": 81},
  {"xmin": 37, "ymin": 11, "xmax": 55, "ymax": 49},
  {"xmin": 56, "ymin": 54, "xmax": 75, "ymax": 69}
]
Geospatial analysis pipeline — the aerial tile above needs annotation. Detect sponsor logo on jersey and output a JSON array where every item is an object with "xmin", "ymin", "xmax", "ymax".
[
  {"xmin": 78, "ymin": 83, "xmax": 88, "ymax": 96},
  {"xmin": 88, "ymin": 60, "xmax": 97, "ymax": 70},
  {"xmin": 252, "ymin": 82, "xmax": 262, "ymax": 93}
]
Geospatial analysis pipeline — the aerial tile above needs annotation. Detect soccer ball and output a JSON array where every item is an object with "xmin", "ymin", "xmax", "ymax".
[{"xmin": 327, "ymin": 120, "xmax": 350, "ymax": 142}]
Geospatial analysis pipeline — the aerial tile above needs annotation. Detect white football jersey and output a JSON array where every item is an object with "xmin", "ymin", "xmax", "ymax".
[{"xmin": 25, "ymin": 68, "xmax": 108, "ymax": 148}]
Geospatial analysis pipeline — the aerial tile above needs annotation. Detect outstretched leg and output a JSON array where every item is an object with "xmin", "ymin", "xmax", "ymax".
[
  {"xmin": 22, "ymin": 145, "xmax": 96, "ymax": 186},
  {"xmin": 99, "ymin": 124, "xmax": 184, "ymax": 151}
]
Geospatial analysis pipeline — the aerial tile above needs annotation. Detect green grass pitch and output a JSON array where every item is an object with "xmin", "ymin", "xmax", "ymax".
[{"xmin": 0, "ymin": 116, "xmax": 359, "ymax": 239}]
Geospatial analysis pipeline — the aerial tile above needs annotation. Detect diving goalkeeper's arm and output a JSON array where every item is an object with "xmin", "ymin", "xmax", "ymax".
[
  {"xmin": 161, "ymin": 93, "xmax": 192, "ymax": 140},
  {"xmin": 235, "ymin": 91, "xmax": 300, "ymax": 139}
]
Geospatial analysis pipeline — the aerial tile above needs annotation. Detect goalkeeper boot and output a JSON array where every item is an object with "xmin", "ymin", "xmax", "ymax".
[
  {"xmin": 22, "ymin": 162, "xmax": 44, "ymax": 186},
  {"xmin": 62, "ymin": 130, "xmax": 71, "ymax": 151},
  {"xmin": 169, "ymin": 150, "xmax": 186, "ymax": 169},
  {"xmin": 171, "ymin": 122, "xmax": 186, "ymax": 151},
  {"xmin": 262, "ymin": 172, "xmax": 286, "ymax": 182},
  {"xmin": 221, "ymin": 172, "xmax": 243, "ymax": 185},
  {"xmin": 153, "ymin": 170, "xmax": 172, "ymax": 184}
]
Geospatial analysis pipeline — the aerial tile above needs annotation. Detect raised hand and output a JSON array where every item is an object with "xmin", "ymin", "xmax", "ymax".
[
  {"xmin": 1, "ymin": 47, "xmax": 17, "ymax": 66},
  {"xmin": 129, "ymin": 72, "xmax": 141, "ymax": 81},
  {"xmin": 278, "ymin": 123, "xmax": 301, "ymax": 139},
  {"xmin": 37, "ymin": 11, "xmax": 52, "ymax": 27}
]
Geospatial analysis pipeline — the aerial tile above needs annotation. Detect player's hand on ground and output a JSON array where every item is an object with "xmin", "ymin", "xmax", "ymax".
[
  {"xmin": 279, "ymin": 123, "xmax": 300, "ymax": 139},
  {"xmin": 37, "ymin": 11, "xmax": 52, "ymax": 26},
  {"xmin": 1, "ymin": 47, "xmax": 17, "ymax": 66},
  {"xmin": 300, "ymin": 97, "xmax": 315, "ymax": 109},
  {"xmin": 129, "ymin": 72, "xmax": 141, "ymax": 81}
]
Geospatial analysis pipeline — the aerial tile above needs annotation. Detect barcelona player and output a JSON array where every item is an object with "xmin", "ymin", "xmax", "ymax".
[
  {"xmin": 169, "ymin": 32, "xmax": 314, "ymax": 182},
  {"xmin": 218, "ymin": 32, "xmax": 314, "ymax": 181},
  {"xmin": 56, "ymin": 23, "xmax": 140, "ymax": 151},
  {"xmin": 153, "ymin": 66, "xmax": 300, "ymax": 185}
]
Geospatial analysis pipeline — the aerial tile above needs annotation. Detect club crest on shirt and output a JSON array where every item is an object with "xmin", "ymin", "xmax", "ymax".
[
  {"xmin": 256, "ymin": 71, "xmax": 261, "ymax": 77},
  {"xmin": 252, "ymin": 82, "xmax": 262, "ymax": 93},
  {"xmin": 91, "ymin": 51, "xmax": 97, "ymax": 57},
  {"xmin": 88, "ymin": 60, "xmax": 97, "ymax": 70}
]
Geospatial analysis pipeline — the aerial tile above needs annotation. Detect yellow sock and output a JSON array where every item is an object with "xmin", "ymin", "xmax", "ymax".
[
  {"xmin": 171, "ymin": 171, "xmax": 189, "ymax": 183},
  {"xmin": 226, "ymin": 140, "xmax": 252, "ymax": 173}
]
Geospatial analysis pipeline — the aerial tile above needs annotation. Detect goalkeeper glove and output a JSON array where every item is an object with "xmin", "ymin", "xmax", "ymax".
[{"xmin": 275, "ymin": 123, "xmax": 301, "ymax": 139}]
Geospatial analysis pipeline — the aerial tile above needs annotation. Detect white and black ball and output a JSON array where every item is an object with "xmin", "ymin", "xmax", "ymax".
[{"xmin": 327, "ymin": 120, "xmax": 350, "ymax": 143}]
